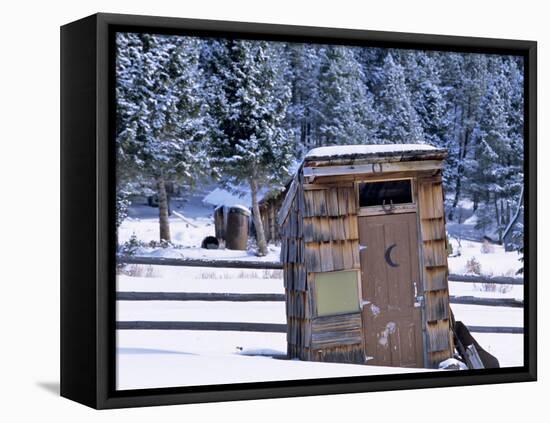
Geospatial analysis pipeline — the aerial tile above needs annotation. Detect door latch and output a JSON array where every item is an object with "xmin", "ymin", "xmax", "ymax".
[{"xmin": 413, "ymin": 282, "xmax": 424, "ymax": 307}]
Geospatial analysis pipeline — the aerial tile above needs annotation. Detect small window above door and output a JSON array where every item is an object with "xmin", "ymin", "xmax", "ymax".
[{"xmin": 358, "ymin": 179, "xmax": 413, "ymax": 208}]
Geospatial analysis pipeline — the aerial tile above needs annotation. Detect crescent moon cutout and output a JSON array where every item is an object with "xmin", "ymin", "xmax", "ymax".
[{"xmin": 384, "ymin": 243, "xmax": 399, "ymax": 267}]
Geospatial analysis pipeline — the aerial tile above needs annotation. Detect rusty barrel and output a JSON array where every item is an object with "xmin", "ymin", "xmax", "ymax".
[{"xmin": 225, "ymin": 206, "xmax": 251, "ymax": 250}]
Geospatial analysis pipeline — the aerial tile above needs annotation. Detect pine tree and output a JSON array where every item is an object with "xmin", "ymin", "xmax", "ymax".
[
  {"xmin": 317, "ymin": 46, "xmax": 381, "ymax": 145},
  {"xmin": 399, "ymin": 51, "xmax": 450, "ymax": 148},
  {"xmin": 207, "ymin": 40, "xmax": 294, "ymax": 255},
  {"xmin": 468, "ymin": 58, "xmax": 523, "ymax": 242},
  {"xmin": 441, "ymin": 53, "xmax": 488, "ymax": 220},
  {"xmin": 286, "ymin": 44, "xmax": 324, "ymax": 155},
  {"xmin": 377, "ymin": 53, "xmax": 424, "ymax": 143},
  {"xmin": 116, "ymin": 33, "xmax": 210, "ymax": 242}
]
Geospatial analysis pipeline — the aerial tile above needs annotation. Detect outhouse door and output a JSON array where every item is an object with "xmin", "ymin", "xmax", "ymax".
[{"xmin": 358, "ymin": 212, "xmax": 424, "ymax": 368}]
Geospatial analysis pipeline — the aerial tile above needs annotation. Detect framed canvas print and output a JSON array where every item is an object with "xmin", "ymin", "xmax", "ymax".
[{"xmin": 60, "ymin": 13, "xmax": 537, "ymax": 409}]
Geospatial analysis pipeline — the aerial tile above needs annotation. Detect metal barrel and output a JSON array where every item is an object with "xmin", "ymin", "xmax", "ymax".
[{"xmin": 225, "ymin": 206, "xmax": 250, "ymax": 250}]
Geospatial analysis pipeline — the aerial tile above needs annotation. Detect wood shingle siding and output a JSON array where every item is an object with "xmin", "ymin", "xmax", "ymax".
[
  {"xmin": 425, "ymin": 290, "xmax": 451, "ymax": 322},
  {"xmin": 282, "ymin": 174, "xmax": 365, "ymax": 364},
  {"xmin": 423, "ymin": 267, "xmax": 448, "ymax": 292},
  {"xmin": 418, "ymin": 175, "xmax": 454, "ymax": 366},
  {"xmin": 426, "ymin": 320, "xmax": 453, "ymax": 353}
]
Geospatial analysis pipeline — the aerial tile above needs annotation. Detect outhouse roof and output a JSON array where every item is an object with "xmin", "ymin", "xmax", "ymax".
[{"xmin": 304, "ymin": 143, "xmax": 447, "ymax": 165}]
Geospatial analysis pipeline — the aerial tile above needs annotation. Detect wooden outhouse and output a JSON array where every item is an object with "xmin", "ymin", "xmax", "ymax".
[{"xmin": 278, "ymin": 144, "xmax": 454, "ymax": 369}]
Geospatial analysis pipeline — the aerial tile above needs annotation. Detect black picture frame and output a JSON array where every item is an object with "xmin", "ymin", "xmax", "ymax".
[{"xmin": 60, "ymin": 12, "xmax": 537, "ymax": 409}]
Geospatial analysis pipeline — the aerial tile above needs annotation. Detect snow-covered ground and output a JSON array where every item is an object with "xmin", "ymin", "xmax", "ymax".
[
  {"xmin": 447, "ymin": 238, "xmax": 523, "ymax": 277},
  {"xmin": 117, "ymin": 268, "xmax": 284, "ymax": 293},
  {"xmin": 116, "ymin": 252, "xmax": 439, "ymax": 389},
  {"xmin": 116, "ymin": 261, "xmax": 524, "ymax": 390},
  {"xmin": 116, "ymin": 330, "xmax": 430, "ymax": 390},
  {"xmin": 118, "ymin": 300, "xmax": 286, "ymax": 323},
  {"xmin": 119, "ymin": 195, "xmax": 281, "ymax": 261},
  {"xmin": 115, "ymin": 193, "xmax": 524, "ymax": 390}
]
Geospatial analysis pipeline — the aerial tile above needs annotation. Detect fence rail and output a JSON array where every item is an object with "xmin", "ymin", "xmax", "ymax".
[
  {"xmin": 448, "ymin": 273, "xmax": 523, "ymax": 286},
  {"xmin": 116, "ymin": 321, "xmax": 523, "ymax": 334},
  {"xmin": 117, "ymin": 255, "xmax": 524, "ymax": 336},
  {"xmin": 448, "ymin": 295, "xmax": 523, "ymax": 308},
  {"xmin": 118, "ymin": 255, "xmax": 523, "ymax": 285},
  {"xmin": 465, "ymin": 326, "xmax": 523, "ymax": 334},
  {"xmin": 117, "ymin": 291, "xmax": 523, "ymax": 308},
  {"xmin": 116, "ymin": 321, "xmax": 287, "ymax": 332},
  {"xmin": 118, "ymin": 255, "xmax": 284, "ymax": 270},
  {"xmin": 117, "ymin": 292, "xmax": 285, "ymax": 302}
]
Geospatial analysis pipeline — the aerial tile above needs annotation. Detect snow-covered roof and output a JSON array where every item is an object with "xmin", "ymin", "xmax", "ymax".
[
  {"xmin": 225, "ymin": 204, "xmax": 251, "ymax": 215},
  {"xmin": 305, "ymin": 143, "xmax": 444, "ymax": 161},
  {"xmin": 203, "ymin": 188, "xmax": 251, "ymax": 208},
  {"xmin": 203, "ymin": 185, "xmax": 270, "ymax": 207}
]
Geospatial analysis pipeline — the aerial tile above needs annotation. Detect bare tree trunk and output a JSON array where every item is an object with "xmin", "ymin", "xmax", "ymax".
[
  {"xmin": 249, "ymin": 179, "xmax": 268, "ymax": 256},
  {"xmin": 449, "ymin": 100, "xmax": 473, "ymax": 222},
  {"xmin": 449, "ymin": 176, "xmax": 462, "ymax": 221},
  {"xmin": 494, "ymin": 195, "xmax": 502, "ymax": 244},
  {"xmin": 157, "ymin": 174, "xmax": 171, "ymax": 243}
]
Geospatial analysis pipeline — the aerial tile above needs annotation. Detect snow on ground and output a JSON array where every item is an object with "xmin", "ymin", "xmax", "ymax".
[
  {"xmin": 134, "ymin": 242, "xmax": 281, "ymax": 262},
  {"xmin": 117, "ymin": 301, "xmax": 286, "ymax": 323},
  {"xmin": 119, "ymin": 192, "xmax": 282, "ymax": 262},
  {"xmin": 117, "ymin": 300, "xmax": 522, "ymax": 328},
  {"xmin": 116, "ymin": 196, "xmax": 524, "ymax": 389},
  {"xmin": 448, "ymin": 281, "xmax": 523, "ymax": 300},
  {"xmin": 119, "ymin": 215, "xmax": 214, "ymax": 248},
  {"xmin": 469, "ymin": 333, "xmax": 523, "ymax": 368},
  {"xmin": 116, "ymin": 264, "xmax": 523, "ymax": 390},
  {"xmin": 119, "ymin": 214, "xmax": 281, "ymax": 261},
  {"xmin": 117, "ymin": 268, "xmax": 284, "ymax": 293},
  {"xmin": 447, "ymin": 238, "xmax": 523, "ymax": 277},
  {"xmin": 451, "ymin": 304, "xmax": 522, "ymax": 327},
  {"xmin": 116, "ymin": 330, "xmax": 431, "ymax": 390}
]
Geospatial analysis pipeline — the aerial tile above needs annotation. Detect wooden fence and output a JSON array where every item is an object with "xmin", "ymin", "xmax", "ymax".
[
  {"xmin": 119, "ymin": 255, "xmax": 523, "ymax": 285},
  {"xmin": 117, "ymin": 255, "xmax": 524, "ymax": 334}
]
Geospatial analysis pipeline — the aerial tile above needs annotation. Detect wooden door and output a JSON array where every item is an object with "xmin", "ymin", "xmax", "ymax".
[{"xmin": 359, "ymin": 213, "xmax": 424, "ymax": 368}]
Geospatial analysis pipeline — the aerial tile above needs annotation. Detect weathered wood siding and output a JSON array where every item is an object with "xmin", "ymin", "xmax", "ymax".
[
  {"xmin": 259, "ymin": 193, "xmax": 284, "ymax": 243},
  {"xmin": 417, "ymin": 174, "xmax": 454, "ymax": 367},
  {"xmin": 282, "ymin": 178, "xmax": 365, "ymax": 364},
  {"xmin": 281, "ymin": 173, "xmax": 307, "ymax": 358}
]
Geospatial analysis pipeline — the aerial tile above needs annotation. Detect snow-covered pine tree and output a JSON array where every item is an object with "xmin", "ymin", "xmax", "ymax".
[
  {"xmin": 317, "ymin": 46, "xmax": 381, "ymax": 145},
  {"xmin": 440, "ymin": 53, "xmax": 488, "ymax": 220},
  {"xmin": 116, "ymin": 33, "xmax": 210, "ymax": 242},
  {"xmin": 355, "ymin": 47, "xmax": 387, "ymax": 97},
  {"xmin": 467, "ymin": 66, "xmax": 513, "ymax": 241},
  {"xmin": 504, "ymin": 57, "xmax": 525, "ymax": 257},
  {"xmin": 399, "ymin": 51, "xmax": 450, "ymax": 148},
  {"xmin": 286, "ymin": 43, "xmax": 324, "ymax": 155},
  {"xmin": 377, "ymin": 53, "xmax": 424, "ymax": 144},
  {"xmin": 207, "ymin": 40, "xmax": 294, "ymax": 256}
]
